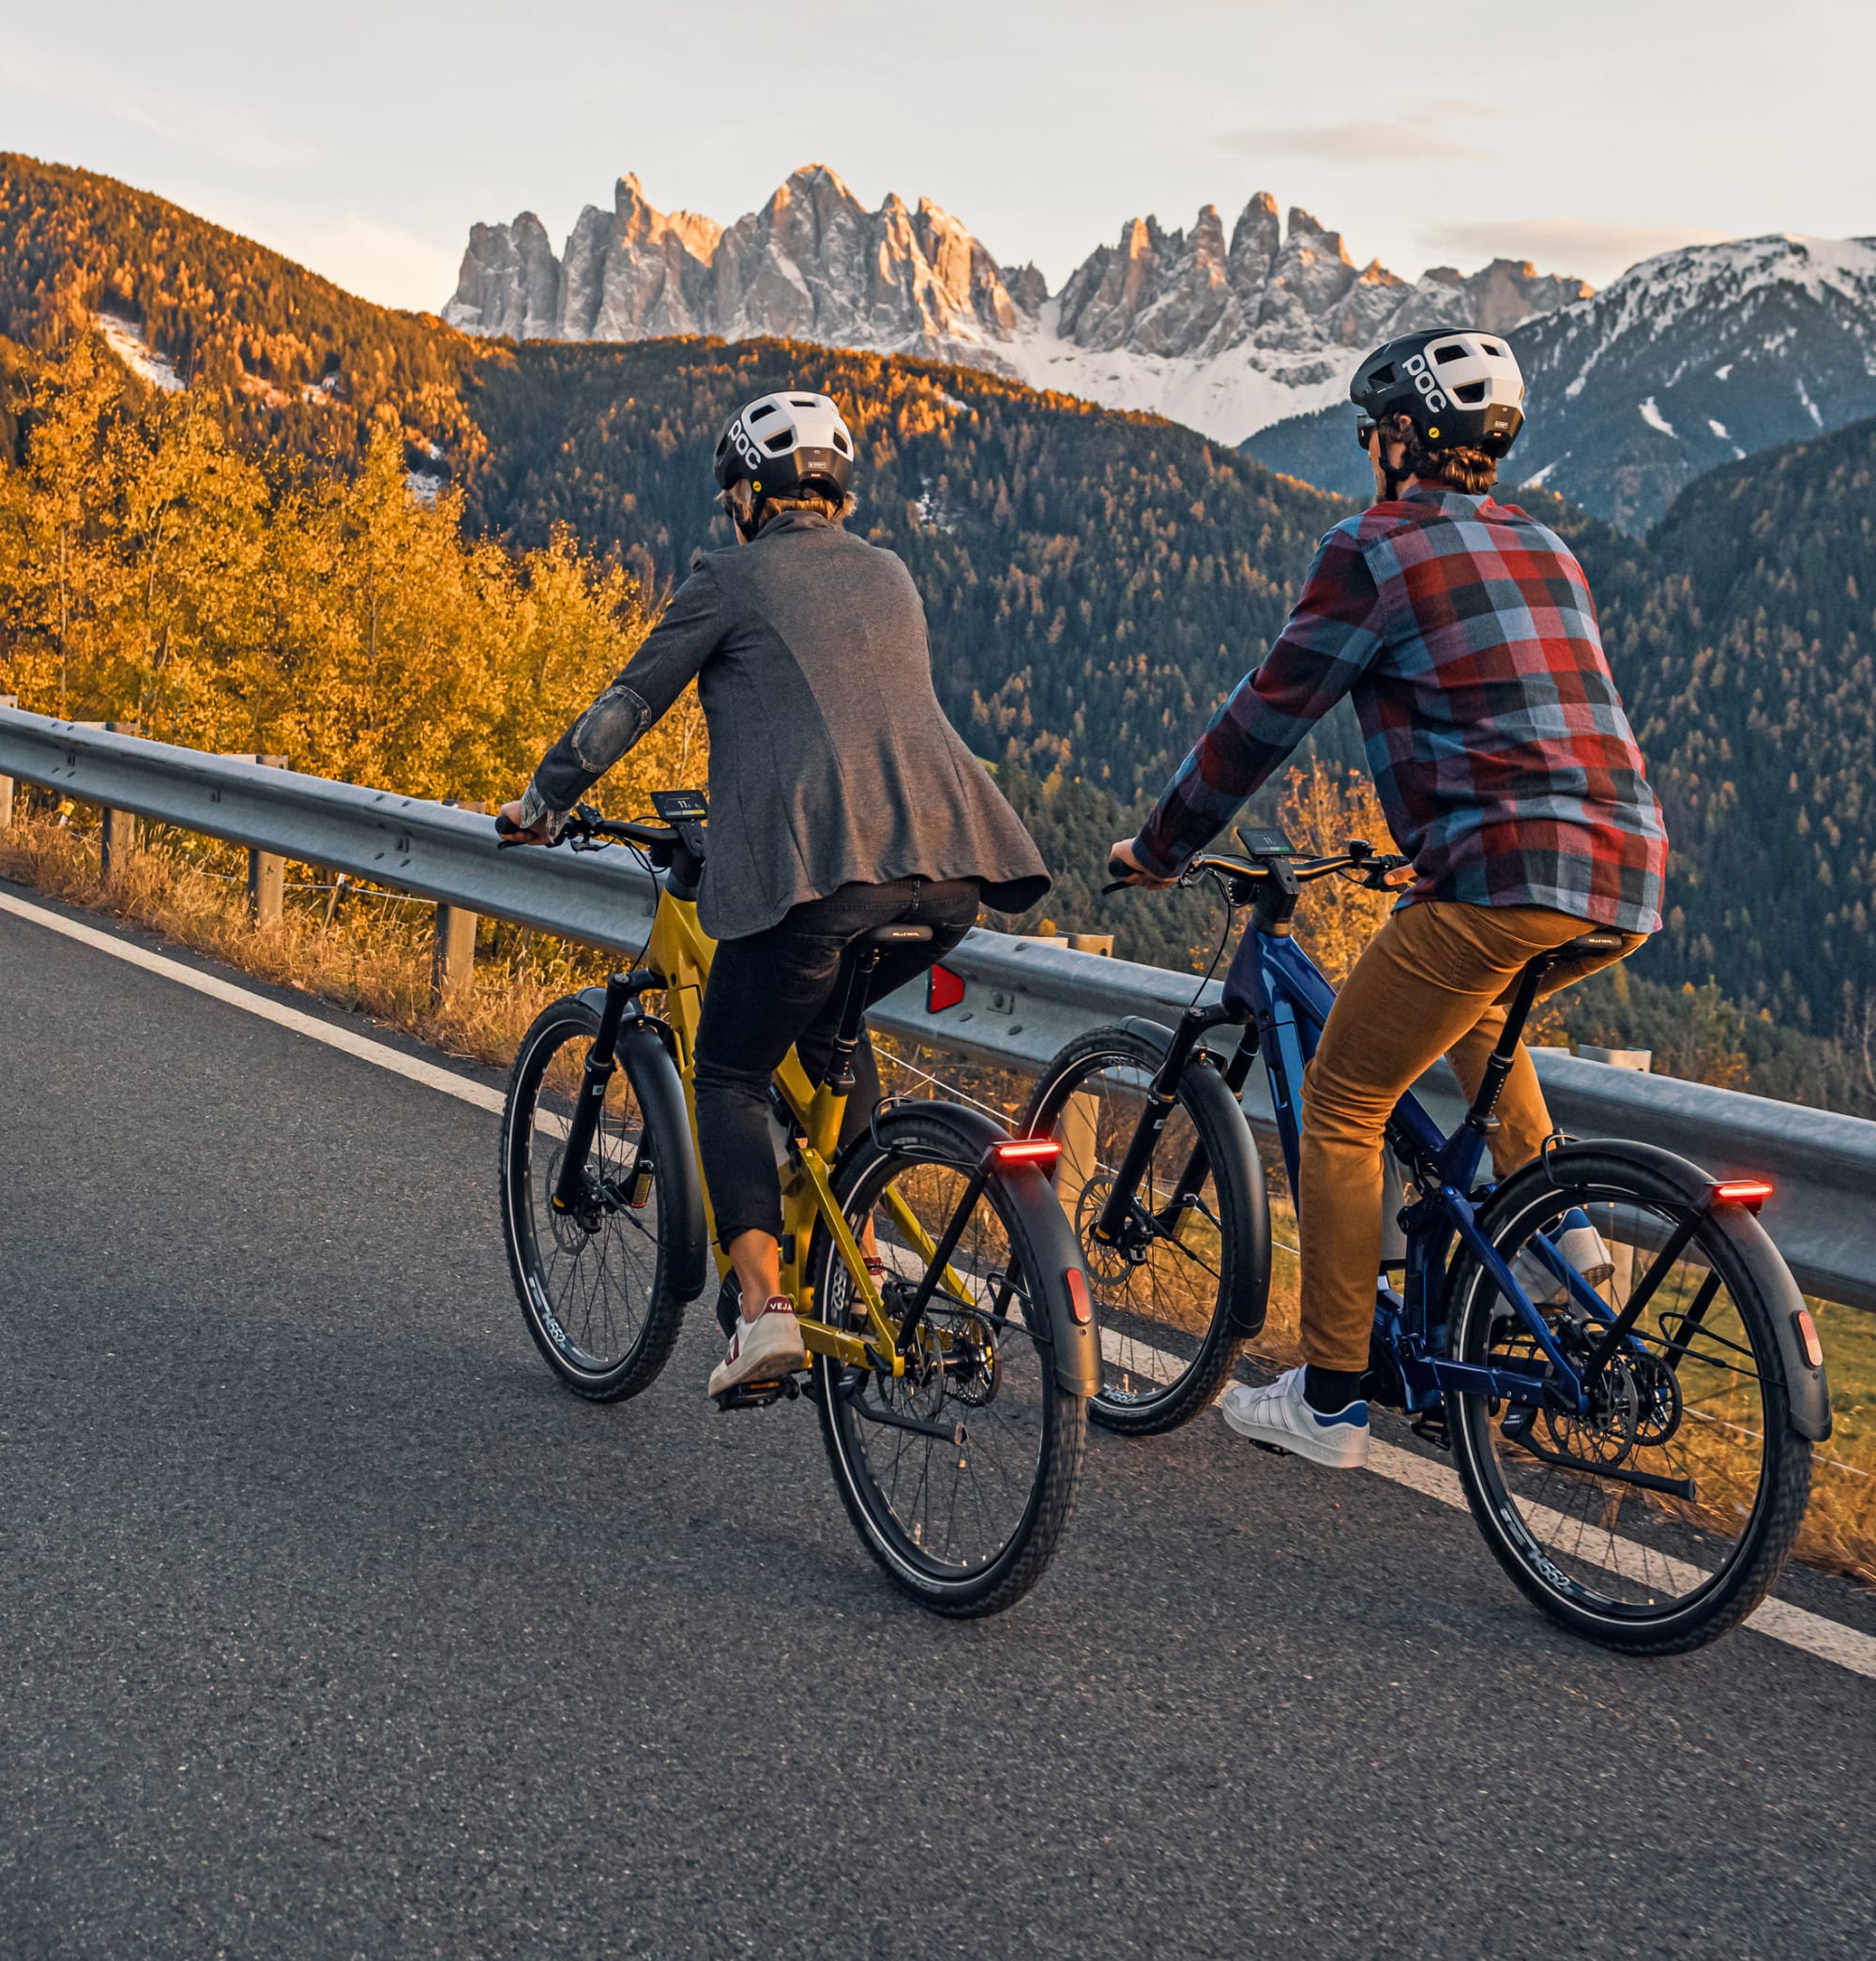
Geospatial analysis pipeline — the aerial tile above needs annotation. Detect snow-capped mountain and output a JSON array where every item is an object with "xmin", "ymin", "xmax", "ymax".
[
  {"xmin": 1509, "ymin": 234, "xmax": 1876, "ymax": 530},
  {"xmin": 1248, "ymin": 234, "xmax": 1876, "ymax": 532},
  {"xmin": 444, "ymin": 167, "xmax": 1587, "ymax": 445}
]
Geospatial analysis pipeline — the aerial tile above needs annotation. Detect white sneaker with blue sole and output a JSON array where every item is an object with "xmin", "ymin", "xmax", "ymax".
[{"xmin": 1219, "ymin": 1367, "xmax": 1370, "ymax": 1469}]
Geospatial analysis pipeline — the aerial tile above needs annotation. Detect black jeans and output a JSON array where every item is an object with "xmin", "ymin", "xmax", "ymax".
[{"xmin": 692, "ymin": 877, "xmax": 979, "ymax": 1248}]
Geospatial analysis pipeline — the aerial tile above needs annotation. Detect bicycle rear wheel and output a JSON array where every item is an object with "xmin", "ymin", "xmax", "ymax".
[
  {"xmin": 1021, "ymin": 1026, "xmax": 1268, "ymax": 1435},
  {"xmin": 499, "ymin": 995, "xmax": 690, "ymax": 1401},
  {"xmin": 810, "ymin": 1108, "xmax": 1086, "ymax": 1617},
  {"xmin": 1445, "ymin": 1149, "xmax": 1813, "ymax": 1654}
]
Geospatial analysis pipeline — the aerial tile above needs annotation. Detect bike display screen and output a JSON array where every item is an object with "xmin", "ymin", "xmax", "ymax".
[
  {"xmin": 1235, "ymin": 826, "xmax": 1295, "ymax": 857},
  {"xmin": 651, "ymin": 789, "xmax": 708, "ymax": 822}
]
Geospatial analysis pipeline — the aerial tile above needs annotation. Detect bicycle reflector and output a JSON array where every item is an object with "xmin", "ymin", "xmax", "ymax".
[
  {"xmin": 1712, "ymin": 1177, "xmax": 1775, "ymax": 1210},
  {"xmin": 1065, "ymin": 1265, "xmax": 1093, "ymax": 1325},
  {"xmin": 927, "ymin": 964, "xmax": 965, "ymax": 1013},
  {"xmin": 991, "ymin": 1138, "xmax": 1062, "ymax": 1167},
  {"xmin": 1793, "ymin": 1308, "xmax": 1825, "ymax": 1371}
]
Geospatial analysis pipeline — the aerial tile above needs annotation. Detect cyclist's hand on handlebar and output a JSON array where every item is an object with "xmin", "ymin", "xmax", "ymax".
[
  {"xmin": 494, "ymin": 799, "xmax": 552, "ymax": 848},
  {"xmin": 1105, "ymin": 837, "xmax": 1176, "ymax": 893}
]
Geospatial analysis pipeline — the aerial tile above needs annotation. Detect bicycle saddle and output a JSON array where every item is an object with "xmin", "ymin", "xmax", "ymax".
[
  {"xmin": 1559, "ymin": 930, "xmax": 1626, "ymax": 958},
  {"xmin": 862, "ymin": 925, "xmax": 934, "ymax": 949}
]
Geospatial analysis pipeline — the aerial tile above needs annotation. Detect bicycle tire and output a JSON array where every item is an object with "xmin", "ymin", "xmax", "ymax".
[
  {"xmin": 809, "ymin": 1106, "xmax": 1087, "ymax": 1617},
  {"xmin": 1021, "ymin": 1025, "xmax": 1268, "ymax": 1435},
  {"xmin": 1445, "ymin": 1147, "xmax": 1812, "ymax": 1655},
  {"xmin": 499, "ymin": 995, "xmax": 690, "ymax": 1402}
]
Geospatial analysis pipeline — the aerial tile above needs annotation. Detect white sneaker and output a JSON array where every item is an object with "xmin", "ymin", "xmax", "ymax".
[
  {"xmin": 1218, "ymin": 1367, "xmax": 1370, "ymax": 1470},
  {"xmin": 707, "ymin": 1296, "xmax": 806, "ymax": 1397},
  {"xmin": 1511, "ymin": 1208, "xmax": 1615, "ymax": 1305}
]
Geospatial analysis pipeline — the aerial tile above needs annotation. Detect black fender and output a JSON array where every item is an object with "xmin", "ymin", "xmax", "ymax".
[
  {"xmin": 1521, "ymin": 1139, "xmax": 1832, "ymax": 1441},
  {"xmin": 1115, "ymin": 1018, "xmax": 1270, "ymax": 1335},
  {"xmin": 864, "ymin": 1100, "xmax": 1103, "ymax": 1399},
  {"xmin": 574, "ymin": 988, "xmax": 709, "ymax": 1304}
]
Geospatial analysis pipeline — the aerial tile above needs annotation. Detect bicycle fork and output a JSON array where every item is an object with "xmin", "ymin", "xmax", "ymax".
[
  {"xmin": 1089, "ymin": 1005, "xmax": 1243, "ymax": 1248},
  {"xmin": 551, "ymin": 974, "xmax": 642, "ymax": 1218}
]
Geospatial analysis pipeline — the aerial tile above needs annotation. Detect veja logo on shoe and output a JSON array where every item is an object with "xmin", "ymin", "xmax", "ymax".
[{"xmin": 1402, "ymin": 354, "xmax": 1449, "ymax": 415}]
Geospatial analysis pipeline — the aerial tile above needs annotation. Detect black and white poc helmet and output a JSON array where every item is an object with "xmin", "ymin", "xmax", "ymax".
[
  {"xmin": 712, "ymin": 391, "xmax": 855, "ymax": 501},
  {"xmin": 1350, "ymin": 329, "xmax": 1526, "ymax": 457}
]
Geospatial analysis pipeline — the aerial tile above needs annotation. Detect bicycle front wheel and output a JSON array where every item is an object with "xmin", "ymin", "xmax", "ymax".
[
  {"xmin": 1021, "ymin": 1025, "xmax": 1268, "ymax": 1435},
  {"xmin": 810, "ymin": 1108, "xmax": 1086, "ymax": 1617},
  {"xmin": 499, "ymin": 995, "xmax": 690, "ymax": 1401},
  {"xmin": 1445, "ymin": 1148, "xmax": 1814, "ymax": 1654}
]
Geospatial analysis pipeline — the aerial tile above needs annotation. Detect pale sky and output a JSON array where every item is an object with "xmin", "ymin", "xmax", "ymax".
[{"xmin": 2, "ymin": 0, "xmax": 1869, "ymax": 312}]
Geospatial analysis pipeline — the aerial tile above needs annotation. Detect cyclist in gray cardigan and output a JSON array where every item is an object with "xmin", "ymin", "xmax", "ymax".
[{"xmin": 501, "ymin": 391, "xmax": 1049, "ymax": 1397}]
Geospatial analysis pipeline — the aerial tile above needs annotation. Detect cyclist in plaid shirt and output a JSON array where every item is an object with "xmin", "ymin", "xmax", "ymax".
[{"xmin": 1111, "ymin": 328, "xmax": 1668, "ymax": 1468}]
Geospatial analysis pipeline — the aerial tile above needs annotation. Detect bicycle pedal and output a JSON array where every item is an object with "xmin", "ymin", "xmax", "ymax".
[
  {"xmin": 712, "ymin": 1375, "xmax": 800, "ymax": 1413},
  {"xmin": 1410, "ymin": 1412, "xmax": 1451, "ymax": 1451}
]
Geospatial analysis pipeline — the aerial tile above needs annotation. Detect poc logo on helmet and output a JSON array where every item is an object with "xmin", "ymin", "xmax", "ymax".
[{"xmin": 1403, "ymin": 353, "xmax": 1449, "ymax": 414}]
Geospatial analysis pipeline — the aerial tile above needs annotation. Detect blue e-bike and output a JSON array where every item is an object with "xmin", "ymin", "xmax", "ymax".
[{"xmin": 1023, "ymin": 832, "xmax": 1827, "ymax": 1652}]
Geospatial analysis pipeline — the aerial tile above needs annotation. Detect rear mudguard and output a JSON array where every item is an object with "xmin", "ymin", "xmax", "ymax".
[
  {"xmin": 1520, "ymin": 1139, "xmax": 1831, "ymax": 1441},
  {"xmin": 576, "ymin": 985, "xmax": 710, "ymax": 1303},
  {"xmin": 863, "ymin": 1100, "xmax": 1102, "ymax": 1399}
]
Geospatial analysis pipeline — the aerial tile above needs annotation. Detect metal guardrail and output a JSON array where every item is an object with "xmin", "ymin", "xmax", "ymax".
[{"xmin": 4, "ymin": 708, "xmax": 1873, "ymax": 1313}]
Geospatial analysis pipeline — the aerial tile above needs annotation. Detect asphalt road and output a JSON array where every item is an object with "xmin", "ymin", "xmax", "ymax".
[{"xmin": 3, "ymin": 885, "xmax": 1873, "ymax": 1960}]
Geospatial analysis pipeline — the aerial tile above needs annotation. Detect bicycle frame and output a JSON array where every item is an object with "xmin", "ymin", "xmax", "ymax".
[
  {"xmin": 1228, "ymin": 923, "xmax": 1620, "ymax": 1421},
  {"xmin": 567, "ymin": 852, "xmax": 978, "ymax": 1383}
]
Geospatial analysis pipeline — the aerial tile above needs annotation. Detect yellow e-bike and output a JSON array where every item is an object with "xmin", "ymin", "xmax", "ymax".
[{"xmin": 495, "ymin": 792, "xmax": 1097, "ymax": 1616}]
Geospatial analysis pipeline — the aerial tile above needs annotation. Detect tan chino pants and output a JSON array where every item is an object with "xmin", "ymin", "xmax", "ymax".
[{"xmin": 1296, "ymin": 901, "xmax": 1644, "ymax": 1372}]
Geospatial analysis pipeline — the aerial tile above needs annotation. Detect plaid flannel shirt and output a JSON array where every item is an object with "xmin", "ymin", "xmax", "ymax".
[{"xmin": 1133, "ymin": 485, "xmax": 1667, "ymax": 934}]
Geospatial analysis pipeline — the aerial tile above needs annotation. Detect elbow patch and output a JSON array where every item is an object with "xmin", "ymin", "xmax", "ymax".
[{"xmin": 568, "ymin": 685, "xmax": 654, "ymax": 771}]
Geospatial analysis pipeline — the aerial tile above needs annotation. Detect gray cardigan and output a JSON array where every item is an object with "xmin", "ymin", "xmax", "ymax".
[{"xmin": 522, "ymin": 512, "xmax": 1051, "ymax": 941}]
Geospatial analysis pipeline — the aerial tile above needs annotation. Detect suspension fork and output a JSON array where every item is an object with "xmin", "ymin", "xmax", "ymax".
[
  {"xmin": 551, "ymin": 974, "xmax": 639, "ymax": 1215},
  {"xmin": 1090, "ymin": 1005, "xmax": 1219, "ymax": 1245}
]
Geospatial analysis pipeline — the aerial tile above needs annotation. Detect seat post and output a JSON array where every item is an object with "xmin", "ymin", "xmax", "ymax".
[
  {"xmin": 1465, "ymin": 952, "xmax": 1552, "ymax": 1136},
  {"xmin": 822, "ymin": 948, "xmax": 885, "ymax": 1094}
]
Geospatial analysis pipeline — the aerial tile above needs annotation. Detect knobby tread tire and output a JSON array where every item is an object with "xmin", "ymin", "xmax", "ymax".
[
  {"xmin": 1444, "ymin": 1150, "xmax": 1812, "ymax": 1655},
  {"xmin": 499, "ymin": 996, "xmax": 689, "ymax": 1403},
  {"xmin": 1021, "ymin": 1025, "xmax": 1268, "ymax": 1436},
  {"xmin": 809, "ymin": 1108, "xmax": 1086, "ymax": 1618}
]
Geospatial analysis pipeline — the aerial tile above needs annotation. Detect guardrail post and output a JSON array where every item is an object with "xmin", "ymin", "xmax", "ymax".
[
  {"xmin": 247, "ymin": 757, "xmax": 287, "ymax": 926},
  {"xmin": 0, "ymin": 696, "xmax": 15, "ymax": 830},
  {"xmin": 1575, "ymin": 1045, "xmax": 1653, "ymax": 1295},
  {"xmin": 98, "ymin": 720, "xmax": 139, "ymax": 880},
  {"xmin": 432, "ymin": 800, "xmax": 486, "ymax": 1009}
]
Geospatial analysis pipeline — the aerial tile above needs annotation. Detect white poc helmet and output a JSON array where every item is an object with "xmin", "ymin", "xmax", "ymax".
[
  {"xmin": 712, "ymin": 390, "xmax": 855, "ymax": 500},
  {"xmin": 1350, "ymin": 329, "xmax": 1526, "ymax": 457}
]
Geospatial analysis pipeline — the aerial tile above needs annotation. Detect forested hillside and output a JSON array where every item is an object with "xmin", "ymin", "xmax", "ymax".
[
  {"xmin": 461, "ymin": 339, "xmax": 1357, "ymax": 799},
  {"xmin": 0, "ymin": 155, "xmax": 477, "ymax": 466},
  {"xmin": 1598, "ymin": 418, "xmax": 1876, "ymax": 1030}
]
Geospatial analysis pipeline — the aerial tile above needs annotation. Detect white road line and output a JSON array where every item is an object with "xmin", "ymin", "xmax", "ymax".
[
  {"xmin": 0, "ymin": 889, "xmax": 505, "ymax": 1115},
  {"xmin": 8, "ymin": 888, "xmax": 1872, "ymax": 1682},
  {"xmin": 1104, "ymin": 1328, "xmax": 1876, "ymax": 1681}
]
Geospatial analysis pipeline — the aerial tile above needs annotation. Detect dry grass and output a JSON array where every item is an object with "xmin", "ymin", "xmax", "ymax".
[{"xmin": 0, "ymin": 805, "xmax": 618, "ymax": 1072}]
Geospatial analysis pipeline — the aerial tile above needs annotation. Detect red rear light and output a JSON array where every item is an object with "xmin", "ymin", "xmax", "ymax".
[
  {"xmin": 1713, "ymin": 1177, "xmax": 1774, "ymax": 1209},
  {"xmin": 927, "ymin": 964, "xmax": 965, "ymax": 1013},
  {"xmin": 1793, "ymin": 1308, "xmax": 1824, "ymax": 1371},
  {"xmin": 1064, "ymin": 1266, "xmax": 1093, "ymax": 1325},
  {"xmin": 991, "ymin": 1138, "xmax": 1062, "ymax": 1167}
]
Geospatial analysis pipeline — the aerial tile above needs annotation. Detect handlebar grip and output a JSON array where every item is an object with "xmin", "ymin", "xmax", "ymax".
[{"xmin": 493, "ymin": 812, "xmax": 522, "ymax": 837}]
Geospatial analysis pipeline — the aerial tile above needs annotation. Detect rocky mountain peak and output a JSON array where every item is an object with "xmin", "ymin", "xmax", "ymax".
[{"xmin": 444, "ymin": 169, "xmax": 1589, "ymax": 445}]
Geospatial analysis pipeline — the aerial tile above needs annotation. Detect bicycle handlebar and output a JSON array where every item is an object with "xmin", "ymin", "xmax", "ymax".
[
  {"xmin": 494, "ymin": 802, "xmax": 684, "ymax": 858},
  {"xmin": 1104, "ymin": 838, "xmax": 1411, "ymax": 901}
]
